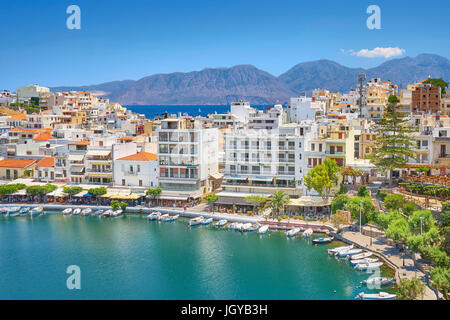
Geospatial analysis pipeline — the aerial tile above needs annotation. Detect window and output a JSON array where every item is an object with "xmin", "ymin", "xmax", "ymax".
[
  {"xmin": 122, "ymin": 179, "xmax": 125, "ymax": 186},
  {"xmin": 311, "ymin": 143, "xmax": 315, "ymax": 151},
  {"xmin": 137, "ymin": 165, "xmax": 140, "ymax": 172},
  {"xmin": 139, "ymin": 180, "xmax": 142, "ymax": 186}
]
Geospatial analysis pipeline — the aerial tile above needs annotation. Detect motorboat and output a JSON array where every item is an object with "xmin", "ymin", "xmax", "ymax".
[
  {"xmin": 7, "ymin": 207, "xmax": 21, "ymax": 216},
  {"xmin": 302, "ymin": 228, "xmax": 313, "ymax": 237},
  {"xmin": 227, "ymin": 222, "xmax": 239, "ymax": 230},
  {"xmin": 355, "ymin": 292, "xmax": 396, "ymax": 300},
  {"xmin": 361, "ymin": 277, "xmax": 395, "ymax": 287},
  {"xmin": 239, "ymin": 223, "xmax": 252, "ymax": 231},
  {"xmin": 102, "ymin": 210, "xmax": 113, "ymax": 218},
  {"xmin": 328, "ymin": 245, "xmax": 353, "ymax": 255},
  {"xmin": 189, "ymin": 216, "xmax": 204, "ymax": 226},
  {"xmin": 350, "ymin": 252, "xmax": 373, "ymax": 260},
  {"xmin": 235, "ymin": 223, "xmax": 245, "ymax": 231},
  {"xmin": 246, "ymin": 223, "xmax": 260, "ymax": 232},
  {"xmin": 354, "ymin": 262, "xmax": 383, "ymax": 271},
  {"xmin": 30, "ymin": 207, "xmax": 43, "ymax": 216},
  {"xmin": 161, "ymin": 214, "xmax": 179, "ymax": 222},
  {"xmin": 93, "ymin": 209, "xmax": 103, "ymax": 216},
  {"xmin": 72, "ymin": 208, "xmax": 82, "ymax": 215},
  {"xmin": 286, "ymin": 227, "xmax": 301, "ymax": 237},
  {"xmin": 159, "ymin": 213, "xmax": 170, "ymax": 221},
  {"xmin": 338, "ymin": 248, "xmax": 363, "ymax": 258},
  {"xmin": 258, "ymin": 225, "xmax": 269, "ymax": 234},
  {"xmin": 214, "ymin": 219, "xmax": 227, "ymax": 227},
  {"xmin": 62, "ymin": 208, "xmax": 73, "ymax": 215},
  {"xmin": 312, "ymin": 236, "xmax": 334, "ymax": 244},
  {"xmin": 202, "ymin": 217, "xmax": 213, "ymax": 225},
  {"xmin": 350, "ymin": 257, "xmax": 379, "ymax": 265},
  {"xmin": 81, "ymin": 208, "xmax": 92, "ymax": 216},
  {"xmin": 19, "ymin": 207, "xmax": 30, "ymax": 216},
  {"xmin": 147, "ymin": 212, "xmax": 161, "ymax": 220},
  {"xmin": 0, "ymin": 207, "xmax": 8, "ymax": 215},
  {"xmin": 112, "ymin": 210, "xmax": 123, "ymax": 218}
]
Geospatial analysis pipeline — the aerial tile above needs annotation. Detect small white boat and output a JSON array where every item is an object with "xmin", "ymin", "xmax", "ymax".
[
  {"xmin": 356, "ymin": 292, "xmax": 396, "ymax": 300},
  {"xmin": 147, "ymin": 212, "xmax": 161, "ymax": 220},
  {"xmin": 350, "ymin": 251, "xmax": 373, "ymax": 260},
  {"xmin": 112, "ymin": 210, "xmax": 123, "ymax": 217},
  {"xmin": 159, "ymin": 213, "xmax": 170, "ymax": 221},
  {"xmin": 7, "ymin": 207, "xmax": 21, "ymax": 216},
  {"xmin": 161, "ymin": 214, "xmax": 179, "ymax": 222},
  {"xmin": 258, "ymin": 225, "xmax": 269, "ymax": 234},
  {"xmin": 354, "ymin": 262, "xmax": 383, "ymax": 271},
  {"xmin": 312, "ymin": 236, "xmax": 334, "ymax": 244},
  {"xmin": 240, "ymin": 223, "xmax": 253, "ymax": 231},
  {"xmin": 350, "ymin": 257, "xmax": 379, "ymax": 265},
  {"xmin": 302, "ymin": 228, "xmax": 313, "ymax": 237},
  {"xmin": 30, "ymin": 207, "xmax": 43, "ymax": 216},
  {"xmin": 247, "ymin": 223, "xmax": 260, "ymax": 232},
  {"xmin": 235, "ymin": 223, "xmax": 245, "ymax": 231},
  {"xmin": 286, "ymin": 227, "xmax": 301, "ymax": 237},
  {"xmin": 93, "ymin": 209, "xmax": 103, "ymax": 216},
  {"xmin": 338, "ymin": 248, "xmax": 363, "ymax": 257},
  {"xmin": 214, "ymin": 219, "xmax": 227, "ymax": 227},
  {"xmin": 102, "ymin": 210, "xmax": 113, "ymax": 218},
  {"xmin": 202, "ymin": 217, "xmax": 213, "ymax": 225},
  {"xmin": 228, "ymin": 222, "xmax": 239, "ymax": 230},
  {"xmin": 72, "ymin": 208, "xmax": 82, "ymax": 216},
  {"xmin": 189, "ymin": 216, "xmax": 204, "ymax": 226},
  {"xmin": 328, "ymin": 245, "xmax": 354, "ymax": 255},
  {"xmin": 81, "ymin": 208, "xmax": 92, "ymax": 216},
  {"xmin": 361, "ymin": 277, "xmax": 395, "ymax": 287},
  {"xmin": 62, "ymin": 208, "xmax": 73, "ymax": 215},
  {"xmin": 0, "ymin": 207, "xmax": 8, "ymax": 215}
]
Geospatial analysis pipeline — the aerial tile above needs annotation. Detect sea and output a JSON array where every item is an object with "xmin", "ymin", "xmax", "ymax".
[{"xmin": 0, "ymin": 213, "xmax": 394, "ymax": 299}]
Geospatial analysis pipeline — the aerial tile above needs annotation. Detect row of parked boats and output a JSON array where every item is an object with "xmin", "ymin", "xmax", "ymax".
[
  {"xmin": 147, "ymin": 211, "xmax": 180, "ymax": 222},
  {"xmin": 328, "ymin": 244, "xmax": 396, "ymax": 300},
  {"xmin": 0, "ymin": 206, "xmax": 43, "ymax": 217},
  {"xmin": 61, "ymin": 207, "xmax": 123, "ymax": 218}
]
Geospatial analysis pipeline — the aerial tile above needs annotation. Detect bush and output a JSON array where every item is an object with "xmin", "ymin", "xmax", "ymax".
[
  {"xmin": 331, "ymin": 194, "xmax": 349, "ymax": 214},
  {"xmin": 376, "ymin": 189, "xmax": 387, "ymax": 201},
  {"xmin": 88, "ymin": 187, "xmax": 107, "ymax": 196},
  {"xmin": 403, "ymin": 201, "xmax": 419, "ymax": 216},
  {"xmin": 357, "ymin": 186, "xmax": 370, "ymax": 197},
  {"xmin": 384, "ymin": 194, "xmax": 405, "ymax": 211},
  {"xmin": 337, "ymin": 184, "xmax": 348, "ymax": 195},
  {"xmin": 26, "ymin": 184, "xmax": 57, "ymax": 195},
  {"xmin": 421, "ymin": 246, "xmax": 450, "ymax": 267},
  {"xmin": 63, "ymin": 186, "xmax": 83, "ymax": 195}
]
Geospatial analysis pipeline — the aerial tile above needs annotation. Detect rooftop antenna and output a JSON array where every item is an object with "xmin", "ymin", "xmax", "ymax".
[{"xmin": 357, "ymin": 72, "xmax": 367, "ymax": 118}]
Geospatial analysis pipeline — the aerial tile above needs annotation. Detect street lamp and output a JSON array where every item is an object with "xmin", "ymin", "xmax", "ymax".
[
  {"xmin": 420, "ymin": 216, "xmax": 424, "ymax": 235},
  {"xmin": 359, "ymin": 199, "xmax": 363, "ymax": 234}
]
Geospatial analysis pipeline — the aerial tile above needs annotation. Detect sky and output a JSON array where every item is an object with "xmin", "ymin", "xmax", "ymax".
[{"xmin": 1, "ymin": 0, "xmax": 449, "ymax": 90}]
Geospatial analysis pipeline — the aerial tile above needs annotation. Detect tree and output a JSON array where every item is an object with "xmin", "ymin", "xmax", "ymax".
[
  {"xmin": 408, "ymin": 210, "xmax": 436, "ymax": 235},
  {"xmin": 430, "ymin": 267, "xmax": 450, "ymax": 300},
  {"xmin": 88, "ymin": 187, "xmax": 107, "ymax": 197},
  {"xmin": 406, "ymin": 235, "xmax": 425, "ymax": 254},
  {"xmin": 146, "ymin": 187, "xmax": 162, "ymax": 200},
  {"xmin": 368, "ymin": 95, "xmax": 418, "ymax": 185},
  {"xmin": 331, "ymin": 211, "xmax": 348, "ymax": 230},
  {"xmin": 395, "ymin": 278, "xmax": 426, "ymax": 300},
  {"xmin": 267, "ymin": 191, "xmax": 290, "ymax": 219},
  {"xmin": 111, "ymin": 200, "xmax": 120, "ymax": 211},
  {"xmin": 357, "ymin": 186, "xmax": 370, "ymax": 197},
  {"xmin": 331, "ymin": 194, "xmax": 349, "ymax": 214},
  {"xmin": 304, "ymin": 159, "xmax": 338, "ymax": 201},
  {"xmin": 244, "ymin": 195, "xmax": 268, "ymax": 214},
  {"xmin": 343, "ymin": 196, "xmax": 374, "ymax": 224},
  {"xmin": 63, "ymin": 186, "xmax": 82, "ymax": 195},
  {"xmin": 386, "ymin": 217, "xmax": 411, "ymax": 242},
  {"xmin": 204, "ymin": 194, "xmax": 219, "ymax": 211},
  {"xmin": 384, "ymin": 194, "xmax": 405, "ymax": 211},
  {"xmin": 423, "ymin": 78, "xmax": 448, "ymax": 96},
  {"xmin": 420, "ymin": 246, "xmax": 449, "ymax": 267},
  {"xmin": 403, "ymin": 201, "xmax": 419, "ymax": 216},
  {"xmin": 119, "ymin": 202, "xmax": 127, "ymax": 211}
]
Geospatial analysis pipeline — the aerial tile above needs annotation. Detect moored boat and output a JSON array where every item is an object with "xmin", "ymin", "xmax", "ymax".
[
  {"xmin": 161, "ymin": 214, "xmax": 179, "ymax": 222},
  {"xmin": 201, "ymin": 217, "xmax": 213, "ymax": 225},
  {"xmin": 355, "ymin": 292, "xmax": 396, "ymax": 300},
  {"xmin": 19, "ymin": 207, "xmax": 30, "ymax": 216},
  {"xmin": 7, "ymin": 207, "xmax": 21, "ymax": 216},
  {"xmin": 81, "ymin": 208, "xmax": 92, "ymax": 216},
  {"xmin": 0, "ymin": 207, "xmax": 8, "ymax": 215},
  {"xmin": 189, "ymin": 216, "xmax": 204, "ymax": 226},
  {"xmin": 312, "ymin": 236, "xmax": 334, "ymax": 244},
  {"xmin": 62, "ymin": 208, "xmax": 73, "ymax": 215},
  {"xmin": 286, "ymin": 227, "xmax": 301, "ymax": 237},
  {"xmin": 350, "ymin": 251, "xmax": 373, "ymax": 260},
  {"xmin": 112, "ymin": 210, "xmax": 123, "ymax": 217},
  {"xmin": 302, "ymin": 228, "xmax": 313, "ymax": 237},
  {"xmin": 159, "ymin": 213, "xmax": 170, "ymax": 221},
  {"xmin": 227, "ymin": 222, "xmax": 239, "ymax": 230},
  {"xmin": 102, "ymin": 210, "xmax": 113, "ymax": 218},
  {"xmin": 246, "ymin": 223, "xmax": 260, "ymax": 232},
  {"xmin": 328, "ymin": 245, "xmax": 353, "ymax": 255},
  {"xmin": 72, "ymin": 208, "xmax": 81, "ymax": 215},
  {"xmin": 361, "ymin": 277, "xmax": 395, "ymax": 287},
  {"xmin": 350, "ymin": 257, "xmax": 379, "ymax": 265},
  {"xmin": 147, "ymin": 212, "xmax": 161, "ymax": 220},
  {"xmin": 93, "ymin": 209, "xmax": 103, "ymax": 216},
  {"xmin": 214, "ymin": 219, "xmax": 227, "ymax": 227},
  {"xmin": 240, "ymin": 222, "xmax": 253, "ymax": 231},
  {"xmin": 338, "ymin": 248, "xmax": 363, "ymax": 257},
  {"xmin": 257, "ymin": 225, "xmax": 269, "ymax": 234},
  {"xmin": 30, "ymin": 207, "xmax": 43, "ymax": 216},
  {"xmin": 354, "ymin": 262, "xmax": 383, "ymax": 271}
]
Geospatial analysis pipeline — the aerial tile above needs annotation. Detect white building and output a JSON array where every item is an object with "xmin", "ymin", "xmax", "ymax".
[
  {"xmin": 17, "ymin": 84, "xmax": 50, "ymax": 100},
  {"xmin": 114, "ymin": 152, "xmax": 158, "ymax": 188}
]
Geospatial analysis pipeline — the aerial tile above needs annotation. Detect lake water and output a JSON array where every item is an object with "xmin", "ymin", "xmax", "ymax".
[{"xmin": 0, "ymin": 213, "xmax": 394, "ymax": 299}]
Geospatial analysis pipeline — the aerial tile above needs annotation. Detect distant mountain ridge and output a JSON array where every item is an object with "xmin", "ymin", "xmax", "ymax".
[{"xmin": 50, "ymin": 54, "xmax": 450, "ymax": 105}]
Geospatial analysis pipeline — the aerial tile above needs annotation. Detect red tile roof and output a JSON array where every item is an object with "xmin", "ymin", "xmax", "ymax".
[
  {"xmin": 34, "ymin": 132, "xmax": 53, "ymax": 141},
  {"xmin": 35, "ymin": 157, "xmax": 55, "ymax": 167},
  {"xmin": 116, "ymin": 152, "xmax": 157, "ymax": 161},
  {"xmin": 0, "ymin": 158, "xmax": 36, "ymax": 168}
]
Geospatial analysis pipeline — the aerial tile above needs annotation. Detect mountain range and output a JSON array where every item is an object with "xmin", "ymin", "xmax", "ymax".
[{"xmin": 51, "ymin": 54, "xmax": 450, "ymax": 105}]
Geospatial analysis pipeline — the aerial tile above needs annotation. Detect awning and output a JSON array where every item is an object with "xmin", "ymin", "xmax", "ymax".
[
  {"xmin": 70, "ymin": 166, "xmax": 85, "ymax": 173},
  {"xmin": 287, "ymin": 196, "xmax": 331, "ymax": 207},
  {"xmin": 69, "ymin": 154, "xmax": 85, "ymax": 161},
  {"xmin": 86, "ymin": 150, "xmax": 111, "ymax": 157}
]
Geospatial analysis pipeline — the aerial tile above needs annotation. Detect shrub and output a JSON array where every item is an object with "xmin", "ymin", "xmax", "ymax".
[
  {"xmin": 357, "ymin": 186, "xmax": 370, "ymax": 197},
  {"xmin": 376, "ymin": 189, "xmax": 387, "ymax": 201},
  {"xmin": 384, "ymin": 194, "xmax": 404, "ymax": 211},
  {"xmin": 88, "ymin": 187, "xmax": 107, "ymax": 197},
  {"xmin": 331, "ymin": 194, "xmax": 349, "ymax": 214},
  {"xmin": 403, "ymin": 201, "xmax": 419, "ymax": 216}
]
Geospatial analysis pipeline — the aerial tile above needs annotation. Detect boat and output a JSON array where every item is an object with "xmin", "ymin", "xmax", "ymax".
[
  {"xmin": 147, "ymin": 212, "xmax": 161, "ymax": 220},
  {"xmin": 328, "ymin": 245, "xmax": 354, "ymax": 255},
  {"xmin": 202, "ymin": 217, "xmax": 213, "ymax": 225},
  {"xmin": 93, "ymin": 209, "xmax": 103, "ymax": 216},
  {"xmin": 350, "ymin": 251, "xmax": 373, "ymax": 260},
  {"xmin": 361, "ymin": 277, "xmax": 395, "ymax": 287},
  {"xmin": 258, "ymin": 225, "xmax": 269, "ymax": 234},
  {"xmin": 167, "ymin": 214, "xmax": 179, "ymax": 221},
  {"xmin": 228, "ymin": 222, "xmax": 239, "ymax": 230},
  {"xmin": 72, "ymin": 208, "xmax": 81, "ymax": 215},
  {"xmin": 161, "ymin": 214, "xmax": 179, "ymax": 222},
  {"xmin": 247, "ymin": 223, "xmax": 260, "ymax": 232},
  {"xmin": 112, "ymin": 210, "xmax": 123, "ymax": 218},
  {"xmin": 350, "ymin": 257, "xmax": 379, "ymax": 265},
  {"xmin": 189, "ymin": 216, "xmax": 204, "ymax": 226},
  {"xmin": 338, "ymin": 248, "xmax": 363, "ymax": 257},
  {"xmin": 355, "ymin": 292, "xmax": 396, "ymax": 300},
  {"xmin": 102, "ymin": 210, "xmax": 113, "ymax": 218},
  {"xmin": 286, "ymin": 227, "xmax": 301, "ymax": 237},
  {"xmin": 159, "ymin": 213, "xmax": 170, "ymax": 221},
  {"xmin": 239, "ymin": 222, "xmax": 253, "ymax": 231},
  {"xmin": 354, "ymin": 262, "xmax": 383, "ymax": 271},
  {"xmin": 30, "ymin": 207, "xmax": 43, "ymax": 216},
  {"xmin": 81, "ymin": 208, "xmax": 92, "ymax": 216},
  {"xmin": 0, "ymin": 207, "xmax": 8, "ymax": 215},
  {"xmin": 302, "ymin": 228, "xmax": 313, "ymax": 237},
  {"xmin": 7, "ymin": 207, "xmax": 21, "ymax": 216},
  {"xmin": 214, "ymin": 219, "xmax": 227, "ymax": 227},
  {"xmin": 312, "ymin": 236, "xmax": 334, "ymax": 244},
  {"xmin": 19, "ymin": 207, "xmax": 30, "ymax": 216},
  {"xmin": 62, "ymin": 208, "xmax": 73, "ymax": 215},
  {"xmin": 234, "ymin": 223, "xmax": 244, "ymax": 231}
]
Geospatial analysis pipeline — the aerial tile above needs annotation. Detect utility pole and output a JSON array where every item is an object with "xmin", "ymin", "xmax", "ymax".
[
  {"xmin": 359, "ymin": 199, "xmax": 363, "ymax": 234},
  {"xmin": 357, "ymin": 73, "xmax": 367, "ymax": 118}
]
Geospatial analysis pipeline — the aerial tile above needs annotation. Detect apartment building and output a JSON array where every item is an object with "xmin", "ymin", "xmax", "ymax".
[
  {"xmin": 114, "ymin": 152, "xmax": 158, "ymax": 188},
  {"xmin": 411, "ymin": 83, "xmax": 441, "ymax": 114}
]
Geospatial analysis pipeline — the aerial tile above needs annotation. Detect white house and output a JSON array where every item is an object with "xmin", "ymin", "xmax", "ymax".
[{"xmin": 114, "ymin": 152, "xmax": 158, "ymax": 188}]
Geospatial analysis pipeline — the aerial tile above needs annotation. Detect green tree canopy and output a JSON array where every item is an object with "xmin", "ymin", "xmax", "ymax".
[
  {"xmin": 26, "ymin": 184, "xmax": 57, "ymax": 195},
  {"xmin": 204, "ymin": 194, "xmax": 219, "ymax": 203},
  {"xmin": 386, "ymin": 217, "xmax": 411, "ymax": 242},
  {"xmin": 423, "ymin": 78, "xmax": 448, "ymax": 96},
  {"xmin": 384, "ymin": 194, "xmax": 405, "ymax": 211},
  {"xmin": 146, "ymin": 187, "xmax": 162, "ymax": 198},
  {"xmin": 357, "ymin": 186, "xmax": 370, "ymax": 197},
  {"xmin": 63, "ymin": 186, "xmax": 83, "ymax": 195},
  {"xmin": 430, "ymin": 267, "xmax": 450, "ymax": 300},
  {"xmin": 88, "ymin": 187, "xmax": 107, "ymax": 197},
  {"xmin": 304, "ymin": 159, "xmax": 338, "ymax": 201},
  {"xmin": 395, "ymin": 278, "xmax": 426, "ymax": 300},
  {"xmin": 267, "ymin": 191, "xmax": 290, "ymax": 218},
  {"xmin": 343, "ymin": 196, "xmax": 374, "ymax": 224},
  {"xmin": 331, "ymin": 194, "xmax": 349, "ymax": 214}
]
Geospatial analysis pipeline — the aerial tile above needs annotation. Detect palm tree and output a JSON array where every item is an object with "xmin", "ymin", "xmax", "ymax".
[{"xmin": 267, "ymin": 191, "xmax": 290, "ymax": 220}]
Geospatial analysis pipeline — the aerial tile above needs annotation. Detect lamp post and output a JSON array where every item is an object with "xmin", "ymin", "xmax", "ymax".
[
  {"xmin": 420, "ymin": 216, "xmax": 424, "ymax": 235},
  {"xmin": 359, "ymin": 199, "xmax": 363, "ymax": 234}
]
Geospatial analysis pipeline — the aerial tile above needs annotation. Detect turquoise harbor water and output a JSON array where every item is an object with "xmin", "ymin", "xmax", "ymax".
[{"xmin": 0, "ymin": 213, "xmax": 393, "ymax": 300}]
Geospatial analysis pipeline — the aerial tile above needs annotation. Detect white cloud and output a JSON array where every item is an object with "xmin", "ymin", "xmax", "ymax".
[{"xmin": 350, "ymin": 47, "xmax": 405, "ymax": 58}]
